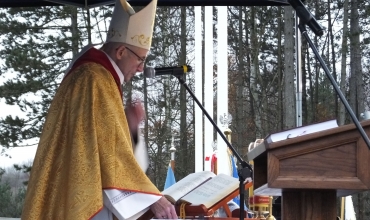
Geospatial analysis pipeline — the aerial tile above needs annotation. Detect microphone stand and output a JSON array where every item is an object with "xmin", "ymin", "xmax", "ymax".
[
  {"xmin": 292, "ymin": 3, "xmax": 370, "ymax": 150},
  {"xmin": 176, "ymin": 75, "xmax": 253, "ymax": 220}
]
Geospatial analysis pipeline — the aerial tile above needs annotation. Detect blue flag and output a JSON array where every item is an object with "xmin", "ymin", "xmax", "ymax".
[{"xmin": 164, "ymin": 164, "xmax": 176, "ymax": 190}]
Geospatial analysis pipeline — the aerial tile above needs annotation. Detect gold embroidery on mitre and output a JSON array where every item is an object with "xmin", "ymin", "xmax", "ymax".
[{"xmin": 131, "ymin": 35, "xmax": 151, "ymax": 46}]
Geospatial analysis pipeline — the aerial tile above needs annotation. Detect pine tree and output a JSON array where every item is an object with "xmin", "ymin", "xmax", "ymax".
[
  {"xmin": 0, "ymin": 6, "xmax": 88, "ymax": 149},
  {"xmin": 0, "ymin": 167, "xmax": 26, "ymax": 217}
]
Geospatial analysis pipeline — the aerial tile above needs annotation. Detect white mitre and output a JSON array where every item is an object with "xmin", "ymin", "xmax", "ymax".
[{"xmin": 106, "ymin": 0, "xmax": 157, "ymax": 50}]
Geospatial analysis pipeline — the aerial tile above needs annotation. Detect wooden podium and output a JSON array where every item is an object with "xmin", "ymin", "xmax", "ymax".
[{"xmin": 247, "ymin": 120, "xmax": 370, "ymax": 220}]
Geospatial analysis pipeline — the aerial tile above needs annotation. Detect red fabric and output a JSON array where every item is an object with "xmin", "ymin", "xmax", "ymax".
[
  {"xmin": 211, "ymin": 153, "xmax": 217, "ymax": 173},
  {"xmin": 64, "ymin": 48, "xmax": 123, "ymax": 98}
]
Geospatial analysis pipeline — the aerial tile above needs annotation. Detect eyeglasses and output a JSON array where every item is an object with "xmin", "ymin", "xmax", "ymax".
[{"xmin": 124, "ymin": 46, "xmax": 146, "ymax": 67}]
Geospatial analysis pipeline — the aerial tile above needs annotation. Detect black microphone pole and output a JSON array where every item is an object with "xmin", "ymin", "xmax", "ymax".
[
  {"xmin": 289, "ymin": 0, "xmax": 370, "ymax": 149},
  {"xmin": 175, "ymin": 75, "xmax": 253, "ymax": 220}
]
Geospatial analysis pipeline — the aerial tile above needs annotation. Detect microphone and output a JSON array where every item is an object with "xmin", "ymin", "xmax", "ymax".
[
  {"xmin": 288, "ymin": 0, "xmax": 325, "ymax": 36},
  {"xmin": 144, "ymin": 65, "xmax": 192, "ymax": 78}
]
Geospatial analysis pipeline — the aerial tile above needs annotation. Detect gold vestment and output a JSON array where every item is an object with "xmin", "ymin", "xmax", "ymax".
[{"xmin": 22, "ymin": 49, "xmax": 160, "ymax": 219}]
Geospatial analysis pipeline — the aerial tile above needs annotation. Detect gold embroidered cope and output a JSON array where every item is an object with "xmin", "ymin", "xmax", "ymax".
[{"xmin": 22, "ymin": 63, "xmax": 160, "ymax": 219}]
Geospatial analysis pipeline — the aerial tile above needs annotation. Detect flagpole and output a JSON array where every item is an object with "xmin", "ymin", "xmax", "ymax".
[
  {"xmin": 224, "ymin": 127, "xmax": 232, "ymax": 176},
  {"xmin": 163, "ymin": 137, "xmax": 177, "ymax": 190},
  {"xmin": 170, "ymin": 136, "xmax": 176, "ymax": 172}
]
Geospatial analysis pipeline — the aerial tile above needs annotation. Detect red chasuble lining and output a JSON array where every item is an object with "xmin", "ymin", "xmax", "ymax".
[{"xmin": 64, "ymin": 47, "xmax": 123, "ymax": 98}]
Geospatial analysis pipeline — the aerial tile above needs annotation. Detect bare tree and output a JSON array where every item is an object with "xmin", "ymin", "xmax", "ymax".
[
  {"xmin": 349, "ymin": 0, "xmax": 367, "ymax": 218},
  {"xmin": 339, "ymin": 0, "xmax": 350, "ymax": 126},
  {"xmin": 283, "ymin": 6, "xmax": 296, "ymax": 129}
]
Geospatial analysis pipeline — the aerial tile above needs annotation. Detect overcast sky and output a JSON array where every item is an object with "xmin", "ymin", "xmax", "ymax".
[{"xmin": 0, "ymin": 145, "xmax": 37, "ymax": 169}]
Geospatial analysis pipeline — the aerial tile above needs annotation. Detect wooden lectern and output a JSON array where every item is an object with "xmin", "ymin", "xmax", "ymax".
[{"xmin": 247, "ymin": 120, "xmax": 370, "ymax": 220}]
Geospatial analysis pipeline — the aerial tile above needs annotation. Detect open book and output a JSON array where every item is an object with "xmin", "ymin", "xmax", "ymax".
[
  {"xmin": 162, "ymin": 171, "xmax": 241, "ymax": 209},
  {"xmin": 98, "ymin": 138, "xmax": 161, "ymax": 220},
  {"xmin": 102, "ymin": 189, "xmax": 161, "ymax": 220}
]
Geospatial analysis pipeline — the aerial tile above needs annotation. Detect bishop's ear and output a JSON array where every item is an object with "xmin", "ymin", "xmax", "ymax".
[{"xmin": 115, "ymin": 45, "xmax": 126, "ymax": 59}]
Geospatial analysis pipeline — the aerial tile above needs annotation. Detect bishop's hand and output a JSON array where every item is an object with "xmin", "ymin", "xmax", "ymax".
[
  {"xmin": 150, "ymin": 196, "xmax": 178, "ymax": 219},
  {"xmin": 125, "ymin": 100, "xmax": 145, "ymax": 144}
]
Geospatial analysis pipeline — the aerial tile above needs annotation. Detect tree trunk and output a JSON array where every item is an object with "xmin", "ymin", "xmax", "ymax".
[
  {"xmin": 71, "ymin": 6, "xmax": 78, "ymax": 57},
  {"xmin": 277, "ymin": 7, "xmax": 283, "ymax": 131},
  {"xmin": 179, "ymin": 6, "xmax": 188, "ymax": 174},
  {"xmin": 339, "ymin": 0, "xmax": 349, "ymax": 126},
  {"xmin": 349, "ymin": 0, "xmax": 364, "ymax": 117},
  {"xmin": 327, "ymin": 0, "xmax": 338, "ymax": 118},
  {"xmin": 283, "ymin": 6, "xmax": 296, "ymax": 129},
  {"xmin": 301, "ymin": 35, "xmax": 308, "ymax": 125},
  {"xmin": 236, "ymin": 6, "xmax": 245, "ymax": 152},
  {"xmin": 313, "ymin": 2, "xmax": 319, "ymax": 122},
  {"xmin": 250, "ymin": 6, "xmax": 262, "ymax": 137},
  {"xmin": 349, "ymin": 0, "xmax": 365, "ymax": 218}
]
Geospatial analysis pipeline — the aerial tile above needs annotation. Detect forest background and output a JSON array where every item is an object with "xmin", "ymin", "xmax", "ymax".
[{"xmin": 0, "ymin": 0, "xmax": 370, "ymax": 218}]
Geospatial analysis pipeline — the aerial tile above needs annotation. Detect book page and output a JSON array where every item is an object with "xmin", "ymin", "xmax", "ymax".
[
  {"xmin": 179, "ymin": 173, "xmax": 239, "ymax": 208},
  {"xmin": 268, "ymin": 119, "xmax": 338, "ymax": 143},
  {"xmin": 162, "ymin": 171, "xmax": 216, "ymax": 203},
  {"xmin": 103, "ymin": 189, "xmax": 161, "ymax": 220}
]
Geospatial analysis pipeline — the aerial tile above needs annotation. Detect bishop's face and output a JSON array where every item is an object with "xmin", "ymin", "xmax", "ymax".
[{"xmin": 115, "ymin": 45, "xmax": 148, "ymax": 82}]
